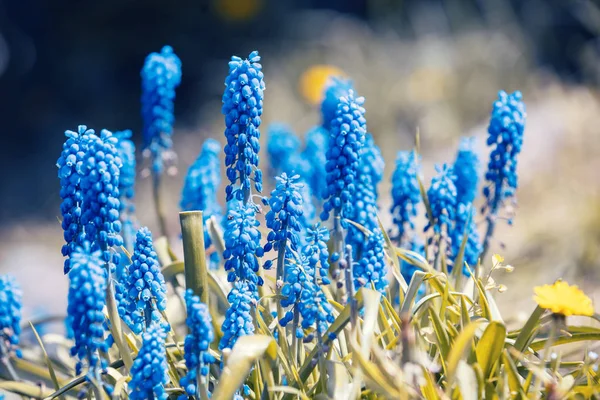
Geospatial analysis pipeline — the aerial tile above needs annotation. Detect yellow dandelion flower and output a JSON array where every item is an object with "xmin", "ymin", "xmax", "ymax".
[
  {"xmin": 299, "ymin": 65, "xmax": 346, "ymax": 105},
  {"xmin": 533, "ymin": 281, "xmax": 594, "ymax": 317}
]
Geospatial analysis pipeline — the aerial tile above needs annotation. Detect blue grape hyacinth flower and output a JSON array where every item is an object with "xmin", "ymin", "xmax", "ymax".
[
  {"xmin": 390, "ymin": 150, "xmax": 421, "ymax": 243},
  {"xmin": 346, "ymin": 134, "xmax": 384, "ymax": 250},
  {"xmin": 141, "ymin": 45, "xmax": 182, "ymax": 174},
  {"xmin": 222, "ymin": 50, "xmax": 265, "ymax": 203},
  {"xmin": 453, "ymin": 137, "xmax": 480, "ymax": 205},
  {"xmin": 450, "ymin": 204, "xmax": 482, "ymax": 271},
  {"xmin": 321, "ymin": 77, "xmax": 353, "ymax": 130},
  {"xmin": 301, "ymin": 126, "xmax": 329, "ymax": 200},
  {"xmin": 57, "ymin": 125, "xmax": 96, "ymax": 273},
  {"xmin": 483, "ymin": 90, "xmax": 526, "ymax": 214},
  {"xmin": 79, "ymin": 129, "xmax": 123, "ymax": 264},
  {"xmin": 181, "ymin": 290, "xmax": 215, "ymax": 397},
  {"xmin": 320, "ymin": 89, "xmax": 367, "ymax": 223},
  {"xmin": 219, "ymin": 280, "xmax": 256, "ymax": 350},
  {"xmin": 264, "ymin": 174, "xmax": 304, "ymax": 256},
  {"xmin": 129, "ymin": 324, "xmax": 169, "ymax": 400},
  {"xmin": 353, "ymin": 228, "xmax": 388, "ymax": 294},
  {"xmin": 114, "ymin": 129, "xmax": 137, "ymax": 251},
  {"xmin": 0, "ymin": 275, "xmax": 22, "ymax": 354},
  {"xmin": 266, "ymin": 123, "xmax": 300, "ymax": 176},
  {"xmin": 67, "ymin": 247, "xmax": 108, "ymax": 376},
  {"xmin": 117, "ymin": 227, "xmax": 168, "ymax": 334},
  {"xmin": 425, "ymin": 164, "xmax": 457, "ymax": 235}
]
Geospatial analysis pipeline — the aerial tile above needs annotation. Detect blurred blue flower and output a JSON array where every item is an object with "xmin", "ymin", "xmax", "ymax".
[
  {"xmin": 117, "ymin": 227, "xmax": 168, "ymax": 334},
  {"xmin": 180, "ymin": 290, "xmax": 215, "ymax": 397},
  {"xmin": 450, "ymin": 204, "xmax": 482, "ymax": 272},
  {"xmin": 223, "ymin": 203, "xmax": 264, "ymax": 290},
  {"xmin": 79, "ymin": 129, "xmax": 123, "ymax": 264},
  {"xmin": 141, "ymin": 45, "xmax": 182, "ymax": 174},
  {"xmin": 453, "ymin": 137, "xmax": 480, "ymax": 205},
  {"xmin": 266, "ymin": 123, "xmax": 300, "ymax": 176},
  {"xmin": 67, "ymin": 247, "xmax": 108, "ymax": 376},
  {"xmin": 321, "ymin": 90, "xmax": 367, "ymax": 222},
  {"xmin": 425, "ymin": 164, "xmax": 457, "ymax": 235},
  {"xmin": 129, "ymin": 324, "xmax": 169, "ymax": 400},
  {"xmin": 114, "ymin": 130, "xmax": 137, "ymax": 251},
  {"xmin": 390, "ymin": 150, "xmax": 421, "ymax": 242},
  {"xmin": 483, "ymin": 90, "xmax": 526, "ymax": 214},
  {"xmin": 57, "ymin": 125, "xmax": 95, "ymax": 273},
  {"xmin": 219, "ymin": 281, "xmax": 256, "ymax": 350},
  {"xmin": 0, "ymin": 275, "xmax": 22, "ymax": 354},
  {"xmin": 321, "ymin": 77, "xmax": 353, "ymax": 130},
  {"xmin": 301, "ymin": 126, "xmax": 329, "ymax": 200},
  {"xmin": 353, "ymin": 228, "xmax": 388, "ymax": 294},
  {"xmin": 222, "ymin": 50, "xmax": 265, "ymax": 202},
  {"xmin": 304, "ymin": 224, "xmax": 331, "ymax": 285}
]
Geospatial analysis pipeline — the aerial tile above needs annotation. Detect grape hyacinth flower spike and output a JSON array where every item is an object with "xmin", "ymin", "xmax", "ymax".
[
  {"xmin": 57, "ymin": 125, "xmax": 95, "ymax": 273},
  {"xmin": 481, "ymin": 90, "xmax": 526, "ymax": 258},
  {"xmin": 222, "ymin": 50, "xmax": 265, "ymax": 203},
  {"xmin": 425, "ymin": 164, "xmax": 457, "ymax": 265},
  {"xmin": 141, "ymin": 45, "xmax": 182, "ymax": 174},
  {"xmin": 266, "ymin": 123, "xmax": 300, "ymax": 177},
  {"xmin": 116, "ymin": 227, "xmax": 168, "ymax": 334},
  {"xmin": 390, "ymin": 150, "xmax": 421, "ymax": 244},
  {"xmin": 301, "ymin": 126, "xmax": 329, "ymax": 200},
  {"xmin": 114, "ymin": 129, "xmax": 137, "ymax": 252},
  {"xmin": 0, "ymin": 275, "xmax": 22, "ymax": 357},
  {"xmin": 453, "ymin": 137, "xmax": 480, "ymax": 205},
  {"xmin": 180, "ymin": 290, "xmax": 215, "ymax": 397},
  {"xmin": 67, "ymin": 247, "xmax": 108, "ymax": 377},
  {"xmin": 129, "ymin": 324, "xmax": 169, "ymax": 400},
  {"xmin": 321, "ymin": 77, "xmax": 353, "ymax": 130}
]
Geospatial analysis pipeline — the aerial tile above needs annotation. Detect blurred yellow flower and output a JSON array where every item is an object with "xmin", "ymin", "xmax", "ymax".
[
  {"xmin": 534, "ymin": 281, "xmax": 594, "ymax": 316},
  {"xmin": 299, "ymin": 65, "xmax": 346, "ymax": 105},
  {"xmin": 215, "ymin": 0, "xmax": 262, "ymax": 21}
]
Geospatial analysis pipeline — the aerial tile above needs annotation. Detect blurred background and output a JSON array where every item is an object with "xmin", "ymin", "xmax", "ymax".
[{"xmin": 0, "ymin": 0, "xmax": 599, "ymax": 325}]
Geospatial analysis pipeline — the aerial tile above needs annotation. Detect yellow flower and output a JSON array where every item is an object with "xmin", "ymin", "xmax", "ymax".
[
  {"xmin": 299, "ymin": 65, "xmax": 346, "ymax": 105},
  {"xmin": 533, "ymin": 281, "xmax": 594, "ymax": 317}
]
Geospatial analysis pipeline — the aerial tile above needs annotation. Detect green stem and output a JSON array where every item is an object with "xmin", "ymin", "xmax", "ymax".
[
  {"xmin": 533, "ymin": 316, "xmax": 558, "ymax": 397},
  {"xmin": 480, "ymin": 214, "xmax": 496, "ymax": 262},
  {"xmin": 344, "ymin": 245, "xmax": 357, "ymax": 330},
  {"xmin": 152, "ymin": 171, "xmax": 169, "ymax": 239},
  {"xmin": 291, "ymin": 307, "xmax": 299, "ymax": 366},
  {"xmin": 179, "ymin": 211, "xmax": 209, "ymax": 305},
  {"xmin": 331, "ymin": 209, "xmax": 345, "ymax": 287}
]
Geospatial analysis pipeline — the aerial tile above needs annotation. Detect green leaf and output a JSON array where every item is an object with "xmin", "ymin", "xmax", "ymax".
[
  {"xmin": 400, "ymin": 271, "xmax": 426, "ymax": 315},
  {"xmin": 513, "ymin": 306, "xmax": 545, "ymax": 353},
  {"xmin": 29, "ymin": 322, "xmax": 62, "ymax": 396},
  {"xmin": 501, "ymin": 349, "xmax": 523, "ymax": 394},
  {"xmin": 476, "ymin": 321, "xmax": 506, "ymax": 379},
  {"xmin": 446, "ymin": 321, "xmax": 483, "ymax": 387},
  {"xmin": 179, "ymin": 211, "xmax": 209, "ymax": 304},
  {"xmin": 428, "ymin": 306, "xmax": 451, "ymax": 366},
  {"xmin": 105, "ymin": 279, "xmax": 133, "ymax": 371},
  {"xmin": 530, "ymin": 332, "xmax": 600, "ymax": 351},
  {"xmin": 326, "ymin": 361, "xmax": 352, "ymax": 400},
  {"xmin": 0, "ymin": 381, "xmax": 53, "ymax": 398},
  {"xmin": 212, "ymin": 335, "xmax": 277, "ymax": 400},
  {"xmin": 456, "ymin": 360, "xmax": 478, "ymax": 400},
  {"xmin": 162, "ymin": 262, "xmax": 229, "ymax": 310},
  {"xmin": 377, "ymin": 215, "xmax": 408, "ymax": 295}
]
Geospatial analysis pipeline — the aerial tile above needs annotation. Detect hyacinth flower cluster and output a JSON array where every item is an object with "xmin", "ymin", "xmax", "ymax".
[
  {"xmin": 220, "ymin": 203, "xmax": 264, "ymax": 349},
  {"xmin": 301, "ymin": 126, "xmax": 329, "ymax": 200},
  {"xmin": 390, "ymin": 150, "xmax": 421, "ymax": 244},
  {"xmin": 266, "ymin": 123, "xmax": 301, "ymax": 178},
  {"xmin": 222, "ymin": 50, "xmax": 265, "ymax": 203},
  {"xmin": 180, "ymin": 139, "xmax": 223, "ymax": 267},
  {"xmin": 181, "ymin": 290, "xmax": 215, "ymax": 397},
  {"xmin": 66, "ymin": 247, "xmax": 108, "ymax": 376},
  {"xmin": 57, "ymin": 126, "xmax": 123, "ymax": 272},
  {"xmin": 116, "ymin": 227, "xmax": 168, "ymax": 334},
  {"xmin": 425, "ymin": 164, "xmax": 457, "ymax": 237},
  {"xmin": 0, "ymin": 275, "xmax": 22, "ymax": 355},
  {"xmin": 114, "ymin": 130, "xmax": 137, "ymax": 251},
  {"xmin": 321, "ymin": 77, "xmax": 353, "ymax": 130},
  {"xmin": 449, "ymin": 138, "xmax": 482, "ymax": 270},
  {"xmin": 141, "ymin": 45, "xmax": 182, "ymax": 174},
  {"xmin": 128, "ymin": 324, "xmax": 169, "ymax": 400}
]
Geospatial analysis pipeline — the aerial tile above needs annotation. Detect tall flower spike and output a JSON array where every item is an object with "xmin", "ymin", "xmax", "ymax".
[
  {"xmin": 67, "ymin": 247, "xmax": 108, "ymax": 376},
  {"xmin": 114, "ymin": 130, "xmax": 137, "ymax": 251},
  {"xmin": 0, "ymin": 275, "xmax": 22, "ymax": 354},
  {"xmin": 79, "ymin": 129, "xmax": 123, "ymax": 264},
  {"xmin": 346, "ymin": 134, "xmax": 384, "ymax": 251},
  {"xmin": 57, "ymin": 125, "xmax": 95, "ymax": 273},
  {"xmin": 390, "ymin": 150, "xmax": 421, "ymax": 243},
  {"xmin": 222, "ymin": 50, "xmax": 265, "ymax": 203},
  {"xmin": 129, "ymin": 324, "xmax": 169, "ymax": 400},
  {"xmin": 301, "ymin": 126, "xmax": 329, "ymax": 200},
  {"xmin": 266, "ymin": 123, "xmax": 300, "ymax": 177},
  {"xmin": 483, "ymin": 90, "xmax": 526, "ymax": 214},
  {"xmin": 264, "ymin": 174, "xmax": 304, "ymax": 256},
  {"xmin": 453, "ymin": 137, "xmax": 480, "ymax": 205},
  {"xmin": 321, "ymin": 77, "xmax": 353, "ymax": 130},
  {"xmin": 320, "ymin": 89, "xmax": 367, "ymax": 223},
  {"xmin": 219, "ymin": 280, "xmax": 256, "ymax": 350},
  {"xmin": 117, "ymin": 227, "xmax": 168, "ymax": 334},
  {"xmin": 141, "ymin": 45, "xmax": 182, "ymax": 174},
  {"xmin": 223, "ymin": 203, "xmax": 264, "ymax": 290},
  {"xmin": 181, "ymin": 290, "xmax": 215, "ymax": 397},
  {"xmin": 425, "ymin": 164, "xmax": 457, "ymax": 235}
]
